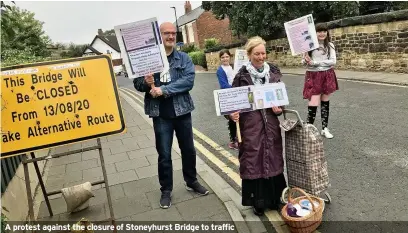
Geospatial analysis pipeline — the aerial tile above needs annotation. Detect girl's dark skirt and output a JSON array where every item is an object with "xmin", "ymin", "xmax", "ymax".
[
  {"xmin": 303, "ymin": 68, "xmax": 339, "ymax": 100},
  {"xmin": 241, "ymin": 173, "xmax": 287, "ymax": 210}
]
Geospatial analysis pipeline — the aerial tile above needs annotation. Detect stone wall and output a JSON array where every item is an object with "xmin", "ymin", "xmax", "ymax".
[{"xmin": 205, "ymin": 10, "xmax": 408, "ymax": 73}]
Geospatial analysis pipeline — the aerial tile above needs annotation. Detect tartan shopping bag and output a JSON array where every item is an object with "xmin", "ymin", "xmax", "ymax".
[{"xmin": 280, "ymin": 118, "xmax": 330, "ymax": 196}]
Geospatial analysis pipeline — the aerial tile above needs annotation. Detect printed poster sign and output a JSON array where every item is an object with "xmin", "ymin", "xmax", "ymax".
[
  {"xmin": 1, "ymin": 55, "xmax": 125, "ymax": 157},
  {"xmin": 214, "ymin": 83, "xmax": 289, "ymax": 116},
  {"xmin": 284, "ymin": 14, "xmax": 319, "ymax": 56},
  {"xmin": 233, "ymin": 49, "xmax": 249, "ymax": 74},
  {"xmin": 252, "ymin": 84, "xmax": 289, "ymax": 109},
  {"xmin": 114, "ymin": 17, "xmax": 169, "ymax": 79},
  {"xmin": 214, "ymin": 86, "xmax": 253, "ymax": 116}
]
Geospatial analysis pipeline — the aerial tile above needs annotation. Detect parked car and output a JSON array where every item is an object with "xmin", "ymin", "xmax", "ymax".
[{"xmin": 113, "ymin": 65, "xmax": 123, "ymax": 75}]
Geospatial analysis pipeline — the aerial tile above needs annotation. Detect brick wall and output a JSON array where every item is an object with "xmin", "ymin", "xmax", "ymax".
[
  {"xmin": 205, "ymin": 10, "xmax": 408, "ymax": 73},
  {"xmin": 196, "ymin": 11, "xmax": 240, "ymax": 49}
]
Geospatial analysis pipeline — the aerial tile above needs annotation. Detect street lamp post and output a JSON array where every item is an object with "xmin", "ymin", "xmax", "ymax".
[{"xmin": 171, "ymin": 6, "xmax": 183, "ymax": 45}]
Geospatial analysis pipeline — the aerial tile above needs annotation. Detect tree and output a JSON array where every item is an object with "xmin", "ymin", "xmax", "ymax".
[
  {"xmin": 1, "ymin": 5, "xmax": 52, "ymax": 66},
  {"xmin": 60, "ymin": 43, "xmax": 88, "ymax": 58},
  {"xmin": 103, "ymin": 29, "xmax": 115, "ymax": 36},
  {"xmin": 0, "ymin": 1, "xmax": 15, "ymax": 11},
  {"xmin": 392, "ymin": 1, "xmax": 408, "ymax": 10},
  {"xmin": 53, "ymin": 42, "xmax": 68, "ymax": 50},
  {"xmin": 202, "ymin": 1, "xmax": 360, "ymax": 39},
  {"xmin": 1, "ymin": 1, "xmax": 16, "ymax": 45}
]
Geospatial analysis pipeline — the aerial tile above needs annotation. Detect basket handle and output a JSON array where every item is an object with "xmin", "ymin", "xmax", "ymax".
[
  {"xmin": 288, "ymin": 187, "xmax": 317, "ymax": 213},
  {"xmin": 283, "ymin": 109, "xmax": 304, "ymax": 128}
]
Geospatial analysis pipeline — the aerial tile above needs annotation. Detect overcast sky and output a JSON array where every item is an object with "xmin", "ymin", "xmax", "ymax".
[{"xmin": 15, "ymin": 1, "xmax": 202, "ymax": 45}]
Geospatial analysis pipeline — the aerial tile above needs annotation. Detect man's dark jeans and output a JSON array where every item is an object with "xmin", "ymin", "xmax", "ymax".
[{"xmin": 152, "ymin": 113, "xmax": 197, "ymax": 192}]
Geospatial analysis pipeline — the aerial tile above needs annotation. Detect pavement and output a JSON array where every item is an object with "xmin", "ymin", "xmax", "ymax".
[
  {"xmin": 198, "ymin": 68, "xmax": 408, "ymax": 86},
  {"xmin": 36, "ymin": 91, "xmax": 269, "ymax": 232}
]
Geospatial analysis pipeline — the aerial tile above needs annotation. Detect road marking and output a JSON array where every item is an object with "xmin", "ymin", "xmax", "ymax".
[
  {"xmin": 192, "ymin": 128, "xmax": 240, "ymax": 166},
  {"xmin": 119, "ymin": 87, "xmax": 292, "ymax": 233},
  {"xmin": 120, "ymin": 88, "xmax": 144, "ymax": 105},
  {"xmin": 193, "ymin": 139, "xmax": 242, "ymax": 185}
]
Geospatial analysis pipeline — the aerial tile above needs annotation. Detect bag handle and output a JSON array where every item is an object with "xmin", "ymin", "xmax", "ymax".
[
  {"xmin": 288, "ymin": 187, "xmax": 317, "ymax": 213},
  {"xmin": 283, "ymin": 109, "xmax": 304, "ymax": 128}
]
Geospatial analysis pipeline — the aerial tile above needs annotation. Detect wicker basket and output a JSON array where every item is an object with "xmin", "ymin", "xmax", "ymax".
[{"xmin": 281, "ymin": 187, "xmax": 324, "ymax": 233}]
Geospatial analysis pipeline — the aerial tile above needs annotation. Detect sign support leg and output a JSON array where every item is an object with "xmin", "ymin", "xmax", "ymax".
[
  {"xmin": 97, "ymin": 138, "xmax": 117, "ymax": 232},
  {"xmin": 22, "ymin": 154, "xmax": 35, "ymax": 222},
  {"xmin": 30, "ymin": 152, "xmax": 53, "ymax": 216}
]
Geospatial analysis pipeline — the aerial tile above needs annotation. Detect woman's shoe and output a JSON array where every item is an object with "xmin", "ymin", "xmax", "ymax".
[
  {"xmin": 253, "ymin": 207, "xmax": 264, "ymax": 216},
  {"xmin": 228, "ymin": 141, "xmax": 239, "ymax": 150}
]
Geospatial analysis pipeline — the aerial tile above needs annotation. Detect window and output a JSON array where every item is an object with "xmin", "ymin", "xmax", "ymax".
[{"xmin": 188, "ymin": 23, "xmax": 194, "ymax": 43}]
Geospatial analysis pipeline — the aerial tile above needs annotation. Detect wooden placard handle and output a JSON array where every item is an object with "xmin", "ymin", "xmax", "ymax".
[{"xmin": 236, "ymin": 121, "xmax": 242, "ymax": 143}]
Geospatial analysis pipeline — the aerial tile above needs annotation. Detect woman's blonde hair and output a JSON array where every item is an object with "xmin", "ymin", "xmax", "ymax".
[{"xmin": 245, "ymin": 36, "xmax": 266, "ymax": 55}]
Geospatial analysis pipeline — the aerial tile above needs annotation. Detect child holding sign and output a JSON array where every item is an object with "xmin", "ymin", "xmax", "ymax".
[
  {"xmin": 216, "ymin": 49, "xmax": 238, "ymax": 150},
  {"xmin": 302, "ymin": 24, "xmax": 339, "ymax": 139}
]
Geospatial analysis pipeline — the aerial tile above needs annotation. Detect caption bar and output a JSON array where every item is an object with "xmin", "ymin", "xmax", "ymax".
[{"xmin": 6, "ymin": 223, "xmax": 236, "ymax": 232}]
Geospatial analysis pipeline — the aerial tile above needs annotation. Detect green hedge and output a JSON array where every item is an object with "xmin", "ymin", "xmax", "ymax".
[
  {"xmin": 180, "ymin": 44, "xmax": 199, "ymax": 53},
  {"xmin": 204, "ymin": 41, "xmax": 247, "ymax": 53},
  {"xmin": 1, "ymin": 48, "xmax": 50, "ymax": 68},
  {"xmin": 204, "ymin": 38, "xmax": 220, "ymax": 50},
  {"xmin": 188, "ymin": 50, "xmax": 207, "ymax": 69}
]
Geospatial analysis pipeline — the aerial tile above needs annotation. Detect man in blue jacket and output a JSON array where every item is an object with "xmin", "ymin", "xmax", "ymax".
[{"xmin": 133, "ymin": 22, "xmax": 209, "ymax": 209}]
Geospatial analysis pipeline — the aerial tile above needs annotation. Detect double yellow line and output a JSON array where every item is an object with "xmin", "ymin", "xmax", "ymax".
[{"xmin": 119, "ymin": 87, "xmax": 293, "ymax": 233}]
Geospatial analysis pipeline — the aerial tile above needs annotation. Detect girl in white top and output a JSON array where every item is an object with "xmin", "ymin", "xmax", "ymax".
[
  {"xmin": 302, "ymin": 24, "xmax": 339, "ymax": 139},
  {"xmin": 216, "ymin": 49, "xmax": 238, "ymax": 150}
]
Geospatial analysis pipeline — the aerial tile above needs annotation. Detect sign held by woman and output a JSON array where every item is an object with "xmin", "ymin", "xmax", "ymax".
[{"xmin": 213, "ymin": 83, "xmax": 289, "ymax": 116}]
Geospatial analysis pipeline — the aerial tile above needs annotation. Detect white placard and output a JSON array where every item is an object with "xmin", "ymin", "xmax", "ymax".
[
  {"xmin": 114, "ymin": 17, "xmax": 169, "ymax": 79},
  {"xmin": 284, "ymin": 14, "xmax": 319, "ymax": 56},
  {"xmin": 252, "ymin": 83, "xmax": 289, "ymax": 109},
  {"xmin": 214, "ymin": 86, "xmax": 253, "ymax": 116},
  {"xmin": 214, "ymin": 83, "xmax": 289, "ymax": 116},
  {"xmin": 233, "ymin": 49, "xmax": 249, "ymax": 74}
]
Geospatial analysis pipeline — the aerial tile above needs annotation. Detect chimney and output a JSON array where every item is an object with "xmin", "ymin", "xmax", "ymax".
[
  {"xmin": 98, "ymin": 29, "xmax": 103, "ymax": 36},
  {"xmin": 184, "ymin": 1, "xmax": 192, "ymax": 14}
]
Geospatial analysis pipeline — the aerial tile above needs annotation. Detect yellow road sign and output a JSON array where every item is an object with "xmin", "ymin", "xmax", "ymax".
[{"xmin": 1, "ymin": 55, "xmax": 125, "ymax": 157}]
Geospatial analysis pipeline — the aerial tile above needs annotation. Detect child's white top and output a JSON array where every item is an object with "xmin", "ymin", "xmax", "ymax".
[
  {"xmin": 302, "ymin": 42, "xmax": 336, "ymax": 72},
  {"xmin": 221, "ymin": 65, "xmax": 235, "ymax": 85}
]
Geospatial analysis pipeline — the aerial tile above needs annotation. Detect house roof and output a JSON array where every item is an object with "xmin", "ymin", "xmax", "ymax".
[
  {"xmin": 83, "ymin": 45, "xmax": 102, "ymax": 55},
  {"xmin": 84, "ymin": 35, "xmax": 121, "ymax": 54},
  {"xmin": 176, "ymin": 6, "xmax": 205, "ymax": 26},
  {"xmin": 97, "ymin": 35, "xmax": 120, "ymax": 52}
]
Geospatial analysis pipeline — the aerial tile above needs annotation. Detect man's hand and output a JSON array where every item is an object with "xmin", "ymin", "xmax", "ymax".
[
  {"xmin": 272, "ymin": 106, "xmax": 282, "ymax": 115},
  {"xmin": 150, "ymin": 87, "xmax": 163, "ymax": 98},
  {"xmin": 144, "ymin": 74, "xmax": 154, "ymax": 86},
  {"xmin": 229, "ymin": 111, "xmax": 240, "ymax": 122}
]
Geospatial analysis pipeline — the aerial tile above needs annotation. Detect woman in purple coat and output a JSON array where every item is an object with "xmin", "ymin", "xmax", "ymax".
[{"xmin": 229, "ymin": 36, "xmax": 287, "ymax": 216}]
